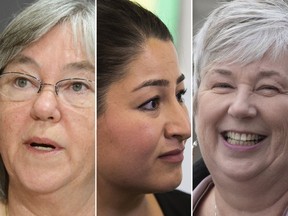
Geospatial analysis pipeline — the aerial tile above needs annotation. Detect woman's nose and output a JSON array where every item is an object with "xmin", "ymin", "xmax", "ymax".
[
  {"xmin": 30, "ymin": 89, "xmax": 61, "ymax": 122},
  {"xmin": 227, "ymin": 89, "xmax": 257, "ymax": 119},
  {"xmin": 164, "ymin": 102, "xmax": 191, "ymax": 142}
]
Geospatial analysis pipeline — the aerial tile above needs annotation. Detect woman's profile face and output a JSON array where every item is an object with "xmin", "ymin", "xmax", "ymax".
[
  {"xmin": 0, "ymin": 24, "xmax": 95, "ymax": 193},
  {"xmin": 97, "ymin": 38, "xmax": 191, "ymax": 192},
  {"xmin": 196, "ymin": 53, "xmax": 288, "ymax": 182}
]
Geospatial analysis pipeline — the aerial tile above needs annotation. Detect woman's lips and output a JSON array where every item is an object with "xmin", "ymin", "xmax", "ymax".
[
  {"xmin": 24, "ymin": 137, "xmax": 63, "ymax": 153},
  {"xmin": 221, "ymin": 131, "xmax": 267, "ymax": 151},
  {"xmin": 158, "ymin": 149, "xmax": 184, "ymax": 163}
]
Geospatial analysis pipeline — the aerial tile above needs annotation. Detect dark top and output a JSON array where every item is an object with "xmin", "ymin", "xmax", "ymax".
[
  {"xmin": 193, "ymin": 158, "xmax": 210, "ymax": 189},
  {"xmin": 154, "ymin": 190, "xmax": 191, "ymax": 216}
]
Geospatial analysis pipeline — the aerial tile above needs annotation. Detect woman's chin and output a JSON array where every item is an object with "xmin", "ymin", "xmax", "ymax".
[
  {"xmin": 213, "ymin": 160, "xmax": 267, "ymax": 183},
  {"xmin": 11, "ymin": 169, "xmax": 71, "ymax": 194},
  {"xmin": 152, "ymin": 174, "xmax": 182, "ymax": 193}
]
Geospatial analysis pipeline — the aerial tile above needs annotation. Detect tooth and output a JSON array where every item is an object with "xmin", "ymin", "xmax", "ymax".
[
  {"xmin": 240, "ymin": 134, "xmax": 246, "ymax": 141},
  {"xmin": 230, "ymin": 139, "xmax": 237, "ymax": 145},
  {"xmin": 227, "ymin": 132, "xmax": 231, "ymax": 139},
  {"xmin": 234, "ymin": 133, "xmax": 240, "ymax": 140},
  {"xmin": 232, "ymin": 133, "xmax": 239, "ymax": 140},
  {"xmin": 230, "ymin": 132, "xmax": 235, "ymax": 140},
  {"xmin": 33, "ymin": 146, "xmax": 53, "ymax": 151},
  {"xmin": 225, "ymin": 131, "xmax": 265, "ymax": 146},
  {"xmin": 247, "ymin": 134, "xmax": 251, "ymax": 141},
  {"xmin": 227, "ymin": 131, "xmax": 232, "ymax": 138}
]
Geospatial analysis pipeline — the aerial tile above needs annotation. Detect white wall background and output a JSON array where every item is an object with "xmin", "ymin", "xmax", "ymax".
[{"xmin": 176, "ymin": 0, "xmax": 192, "ymax": 194}]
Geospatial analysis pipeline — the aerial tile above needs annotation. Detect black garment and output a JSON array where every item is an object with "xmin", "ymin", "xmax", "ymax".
[
  {"xmin": 193, "ymin": 158, "xmax": 210, "ymax": 189},
  {"xmin": 154, "ymin": 190, "xmax": 191, "ymax": 216}
]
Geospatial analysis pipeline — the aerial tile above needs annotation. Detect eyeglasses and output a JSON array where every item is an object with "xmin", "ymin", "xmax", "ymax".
[{"xmin": 0, "ymin": 72, "xmax": 95, "ymax": 108}]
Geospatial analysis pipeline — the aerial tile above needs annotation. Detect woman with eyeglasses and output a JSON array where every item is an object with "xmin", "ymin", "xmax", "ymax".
[
  {"xmin": 97, "ymin": 0, "xmax": 191, "ymax": 215},
  {"xmin": 0, "ymin": 0, "xmax": 95, "ymax": 215}
]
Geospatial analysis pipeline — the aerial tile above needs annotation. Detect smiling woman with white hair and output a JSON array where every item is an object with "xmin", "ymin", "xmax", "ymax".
[{"xmin": 193, "ymin": 0, "xmax": 288, "ymax": 215}]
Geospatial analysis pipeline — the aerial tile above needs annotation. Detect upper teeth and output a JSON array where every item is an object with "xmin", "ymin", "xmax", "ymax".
[
  {"xmin": 30, "ymin": 143, "xmax": 55, "ymax": 151},
  {"xmin": 33, "ymin": 146, "xmax": 54, "ymax": 151},
  {"xmin": 226, "ymin": 132, "xmax": 261, "ymax": 141},
  {"xmin": 224, "ymin": 131, "xmax": 266, "ymax": 146}
]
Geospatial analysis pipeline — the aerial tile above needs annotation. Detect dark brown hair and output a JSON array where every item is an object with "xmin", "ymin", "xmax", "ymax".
[{"xmin": 97, "ymin": 0, "xmax": 173, "ymax": 116}]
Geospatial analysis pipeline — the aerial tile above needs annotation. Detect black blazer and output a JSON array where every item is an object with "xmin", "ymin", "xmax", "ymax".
[{"xmin": 155, "ymin": 190, "xmax": 191, "ymax": 216}]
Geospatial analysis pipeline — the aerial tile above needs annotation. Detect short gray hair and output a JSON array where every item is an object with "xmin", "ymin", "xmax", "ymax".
[
  {"xmin": 0, "ymin": 0, "xmax": 95, "ymax": 70},
  {"xmin": 194, "ymin": 0, "xmax": 288, "ymax": 89},
  {"xmin": 0, "ymin": 0, "xmax": 95, "ymax": 201}
]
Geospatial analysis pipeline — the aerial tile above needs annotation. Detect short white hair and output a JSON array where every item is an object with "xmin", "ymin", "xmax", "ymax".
[{"xmin": 194, "ymin": 0, "xmax": 288, "ymax": 89}]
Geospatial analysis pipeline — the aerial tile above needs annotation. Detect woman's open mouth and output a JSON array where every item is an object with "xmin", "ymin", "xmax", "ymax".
[
  {"xmin": 222, "ymin": 131, "xmax": 266, "ymax": 146},
  {"xmin": 24, "ymin": 137, "xmax": 63, "ymax": 153},
  {"xmin": 30, "ymin": 143, "xmax": 56, "ymax": 151}
]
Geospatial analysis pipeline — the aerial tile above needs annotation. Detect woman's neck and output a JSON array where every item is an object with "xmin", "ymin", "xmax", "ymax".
[
  {"xmin": 97, "ymin": 179, "xmax": 163, "ymax": 216},
  {"xmin": 213, "ymin": 175, "xmax": 288, "ymax": 216}
]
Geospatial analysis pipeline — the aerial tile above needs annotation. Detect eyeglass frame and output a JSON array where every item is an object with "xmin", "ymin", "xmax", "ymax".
[{"xmin": 0, "ymin": 71, "xmax": 95, "ymax": 107}]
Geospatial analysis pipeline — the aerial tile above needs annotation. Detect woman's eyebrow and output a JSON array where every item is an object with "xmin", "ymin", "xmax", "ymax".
[
  {"xmin": 8, "ymin": 55, "xmax": 95, "ymax": 74},
  {"xmin": 132, "ymin": 79, "xmax": 169, "ymax": 92},
  {"xmin": 257, "ymin": 70, "xmax": 281, "ymax": 78},
  {"xmin": 210, "ymin": 69, "xmax": 284, "ymax": 79},
  {"xmin": 9, "ymin": 54, "xmax": 40, "ymax": 68},
  {"xmin": 177, "ymin": 73, "xmax": 185, "ymax": 84},
  {"xmin": 132, "ymin": 73, "xmax": 185, "ymax": 92},
  {"xmin": 63, "ymin": 61, "xmax": 95, "ymax": 73},
  {"xmin": 211, "ymin": 69, "xmax": 232, "ymax": 76}
]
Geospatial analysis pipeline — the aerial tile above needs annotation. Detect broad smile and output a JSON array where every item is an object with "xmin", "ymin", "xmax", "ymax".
[{"xmin": 222, "ymin": 131, "xmax": 267, "ymax": 146}]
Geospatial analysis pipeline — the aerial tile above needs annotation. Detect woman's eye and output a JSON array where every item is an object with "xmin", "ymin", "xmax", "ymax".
[
  {"xmin": 63, "ymin": 80, "xmax": 92, "ymax": 94},
  {"xmin": 14, "ymin": 77, "xmax": 32, "ymax": 88},
  {"xmin": 138, "ymin": 97, "xmax": 160, "ymax": 111},
  {"xmin": 211, "ymin": 82, "xmax": 234, "ymax": 93},
  {"xmin": 176, "ymin": 89, "xmax": 187, "ymax": 103},
  {"xmin": 213, "ymin": 83, "xmax": 233, "ymax": 88},
  {"xmin": 256, "ymin": 85, "xmax": 281, "ymax": 96},
  {"xmin": 71, "ymin": 82, "xmax": 87, "ymax": 92}
]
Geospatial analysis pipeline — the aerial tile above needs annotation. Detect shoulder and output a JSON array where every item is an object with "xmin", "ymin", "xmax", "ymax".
[
  {"xmin": 155, "ymin": 190, "xmax": 191, "ymax": 216},
  {"xmin": 193, "ymin": 158, "xmax": 210, "ymax": 189},
  {"xmin": 193, "ymin": 175, "xmax": 213, "ymax": 212}
]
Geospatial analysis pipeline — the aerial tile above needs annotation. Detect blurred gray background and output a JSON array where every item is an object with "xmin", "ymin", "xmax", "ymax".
[
  {"xmin": 0, "ymin": 0, "xmax": 35, "ymax": 32},
  {"xmin": 194, "ymin": 0, "xmax": 219, "ymax": 34}
]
